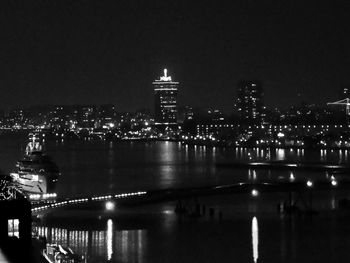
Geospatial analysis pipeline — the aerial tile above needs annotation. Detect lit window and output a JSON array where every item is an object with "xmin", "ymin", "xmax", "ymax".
[{"xmin": 8, "ymin": 219, "xmax": 19, "ymax": 238}]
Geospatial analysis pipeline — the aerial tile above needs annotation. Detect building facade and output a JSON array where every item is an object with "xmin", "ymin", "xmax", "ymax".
[
  {"xmin": 153, "ymin": 69, "xmax": 179, "ymax": 126},
  {"xmin": 235, "ymin": 80, "xmax": 264, "ymax": 123}
]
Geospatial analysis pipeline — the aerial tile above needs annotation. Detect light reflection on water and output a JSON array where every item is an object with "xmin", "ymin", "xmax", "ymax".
[
  {"xmin": 107, "ymin": 219, "xmax": 113, "ymax": 260},
  {"xmin": 252, "ymin": 217, "xmax": 259, "ymax": 263},
  {"xmin": 276, "ymin": 148, "xmax": 285, "ymax": 160},
  {"xmin": 34, "ymin": 222, "xmax": 146, "ymax": 263},
  {"xmin": 289, "ymin": 171, "xmax": 295, "ymax": 181},
  {"xmin": 2, "ymin": 138, "xmax": 350, "ymax": 262},
  {"xmin": 33, "ymin": 187, "xmax": 350, "ymax": 263}
]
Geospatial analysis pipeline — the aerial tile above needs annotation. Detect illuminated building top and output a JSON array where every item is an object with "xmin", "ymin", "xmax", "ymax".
[
  {"xmin": 153, "ymin": 69, "xmax": 179, "ymax": 85},
  {"xmin": 153, "ymin": 68, "xmax": 179, "ymax": 125}
]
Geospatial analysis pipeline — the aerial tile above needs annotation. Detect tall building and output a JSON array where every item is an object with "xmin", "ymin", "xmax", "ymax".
[
  {"xmin": 153, "ymin": 69, "xmax": 179, "ymax": 126},
  {"xmin": 235, "ymin": 80, "xmax": 264, "ymax": 123}
]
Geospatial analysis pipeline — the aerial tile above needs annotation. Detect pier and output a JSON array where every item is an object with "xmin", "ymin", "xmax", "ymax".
[
  {"xmin": 216, "ymin": 161, "xmax": 350, "ymax": 172},
  {"xmin": 30, "ymin": 179, "xmax": 350, "ymax": 216}
]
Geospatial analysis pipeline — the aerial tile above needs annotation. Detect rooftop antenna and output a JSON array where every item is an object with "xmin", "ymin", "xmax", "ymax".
[{"xmin": 164, "ymin": 68, "xmax": 167, "ymax": 78}]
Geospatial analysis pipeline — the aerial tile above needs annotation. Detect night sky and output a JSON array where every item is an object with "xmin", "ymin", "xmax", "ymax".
[{"xmin": 1, "ymin": 0, "xmax": 350, "ymax": 112}]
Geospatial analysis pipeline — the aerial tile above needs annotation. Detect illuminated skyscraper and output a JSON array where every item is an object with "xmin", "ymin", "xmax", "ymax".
[
  {"xmin": 236, "ymin": 80, "xmax": 264, "ymax": 123},
  {"xmin": 153, "ymin": 69, "xmax": 179, "ymax": 126}
]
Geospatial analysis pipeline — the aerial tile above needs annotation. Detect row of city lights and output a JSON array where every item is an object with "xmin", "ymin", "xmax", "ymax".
[
  {"xmin": 31, "ymin": 181, "xmax": 341, "ymax": 212},
  {"xmin": 29, "ymin": 193, "xmax": 57, "ymax": 200},
  {"xmin": 198, "ymin": 124, "xmax": 350, "ymax": 129},
  {"xmin": 31, "ymin": 191, "xmax": 147, "ymax": 212},
  {"xmin": 250, "ymin": 179, "xmax": 339, "ymax": 197},
  {"xmin": 192, "ymin": 134, "xmax": 350, "ymax": 148},
  {"xmin": 91, "ymin": 191, "xmax": 147, "ymax": 201}
]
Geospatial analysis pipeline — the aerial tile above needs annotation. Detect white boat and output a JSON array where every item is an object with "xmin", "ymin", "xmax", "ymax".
[{"xmin": 10, "ymin": 133, "xmax": 59, "ymax": 195}]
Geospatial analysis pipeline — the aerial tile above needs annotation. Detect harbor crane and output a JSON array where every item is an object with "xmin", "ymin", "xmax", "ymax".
[{"xmin": 327, "ymin": 98, "xmax": 350, "ymax": 115}]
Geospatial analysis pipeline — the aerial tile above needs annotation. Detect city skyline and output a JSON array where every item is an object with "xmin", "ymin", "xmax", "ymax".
[
  {"xmin": 1, "ymin": 1, "xmax": 350, "ymax": 112},
  {"xmin": 2, "ymin": 2, "xmax": 350, "ymax": 262}
]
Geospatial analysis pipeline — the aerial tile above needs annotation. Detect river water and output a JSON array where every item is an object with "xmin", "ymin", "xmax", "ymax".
[{"xmin": 1, "ymin": 135, "xmax": 350, "ymax": 262}]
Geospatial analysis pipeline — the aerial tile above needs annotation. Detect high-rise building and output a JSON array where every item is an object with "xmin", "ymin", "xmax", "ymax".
[
  {"xmin": 235, "ymin": 80, "xmax": 264, "ymax": 123},
  {"xmin": 153, "ymin": 69, "xmax": 179, "ymax": 126}
]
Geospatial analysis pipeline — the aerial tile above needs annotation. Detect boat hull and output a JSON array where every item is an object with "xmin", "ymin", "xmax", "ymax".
[{"xmin": 10, "ymin": 172, "xmax": 57, "ymax": 194}]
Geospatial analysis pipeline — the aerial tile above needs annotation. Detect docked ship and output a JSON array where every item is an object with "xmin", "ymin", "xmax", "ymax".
[{"xmin": 10, "ymin": 134, "xmax": 59, "ymax": 195}]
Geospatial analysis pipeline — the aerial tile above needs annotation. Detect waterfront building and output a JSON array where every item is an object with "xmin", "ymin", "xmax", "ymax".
[
  {"xmin": 48, "ymin": 106, "xmax": 68, "ymax": 129},
  {"xmin": 5, "ymin": 109, "xmax": 28, "ymax": 128},
  {"xmin": 235, "ymin": 80, "xmax": 264, "ymax": 123},
  {"xmin": 77, "ymin": 105, "xmax": 97, "ymax": 129},
  {"xmin": 153, "ymin": 69, "xmax": 179, "ymax": 127},
  {"xmin": 196, "ymin": 122, "xmax": 350, "ymax": 147},
  {"xmin": 25, "ymin": 106, "xmax": 51, "ymax": 128},
  {"xmin": 178, "ymin": 106, "xmax": 194, "ymax": 123},
  {"xmin": 280, "ymin": 104, "xmax": 345, "ymax": 125},
  {"xmin": 48, "ymin": 105, "xmax": 97, "ymax": 130},
  {"xmin": 196, "ymin": 123, "xmax": 242, "ymax": 141},
  {"xmin": 208, "ymin": 109, "xmax": 225, "ymax": 122},
  {"xmin": 97, "ymin": 104, "xmax": 117, "ymax": 128}
]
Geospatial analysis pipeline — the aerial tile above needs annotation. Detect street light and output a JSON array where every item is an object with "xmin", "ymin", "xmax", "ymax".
[
  {"xmin": 306, "ymin": 180, "xmax": 313, "ymax": 187},
  {"xmin": 105, "ymin": 201, "xmax": 115, "ymax": 211},
  {"xmin": 251, "ymin": 189, "xmax": 259, "ymax": 197},
  {"xmin": 331, "ymin": 180, "xmax": 338, "ymax": 187}
]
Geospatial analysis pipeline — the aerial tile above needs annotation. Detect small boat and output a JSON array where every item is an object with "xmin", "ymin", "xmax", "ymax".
[{"xmin": 43, "ymin": 243, "xmax": 82, "ymax": 263}]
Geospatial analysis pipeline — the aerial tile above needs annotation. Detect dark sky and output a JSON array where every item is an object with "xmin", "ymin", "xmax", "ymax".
[{"xmin": 1, "ymin": 0, "xmax": 350, "ymax": 112}]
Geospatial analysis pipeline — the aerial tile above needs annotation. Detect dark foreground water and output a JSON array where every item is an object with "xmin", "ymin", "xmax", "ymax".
[
  {"xmin": 34, "ymin": 201, "xmax": 350, "ymax": 263},
  {"xmin": 1, "ymin": 135, "xmax": 350, "ymax": 262}
]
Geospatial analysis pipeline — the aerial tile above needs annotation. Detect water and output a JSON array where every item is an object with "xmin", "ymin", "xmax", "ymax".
[
  {"xmin": 1, "ymin": 135, "xmax": 349, "ymax": 197},
  {"xmin": 33, "ymin": 201, "xmax": 350, "ymax": 263},
  {"xmin": 2, "ymin": 135, "xmax": 350, "ymax": 262},
  {"xmin": 3, "ymin": 138, "xmax": 348, "ymax": 197}
]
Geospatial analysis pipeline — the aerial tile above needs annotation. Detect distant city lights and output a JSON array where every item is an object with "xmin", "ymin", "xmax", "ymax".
[
  {"xmin": 289, "ymin": 172, "xmax": 295, "ymax": 181},
  {"xmin": 306, "ymin": 180, "xmax": 313, "ymax": 187},
  {"xmin": 331, "ymin": 180, "xmax": 338, "ymax": 187},
  {"xmin": 277, "ymin": 132, "xmax": 285, "ymax": 138}
]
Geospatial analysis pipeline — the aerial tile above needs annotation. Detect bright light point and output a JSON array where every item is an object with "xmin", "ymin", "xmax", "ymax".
[
  {"xmin": 105, "ymin": 201, "xmax": 115, "ymax": 211},
  {"xmin": 158, "ymin": 68, "xmax": 172, "ymax": 81},
  {"xmin": 252, "ymin": 217, "xmax": 259, "ymax": 263},
  {"xmin": 109, "ymin": 123, "xmax": 115, "ymax": 128},
  {"xmin": 107, "ymin": 219, "xmax": 113, "ymax": 260},
  {"xmin": 331, "ymin": 180, "xmax": 338, "ymax": 186},
  {"xmin": 289, "ymin": 172, "xmax": 295, "ymax": 181},
  {"xmin": 306, "ymin": 180, "xmax": 313, "ymax": 187},
  {"xmin": 277, "ymin": 132, "xmax": 285, "ymax": 138},
  {"xmin": 251, "ymin": 189, "xmax": 259, "ymax": 197}
]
